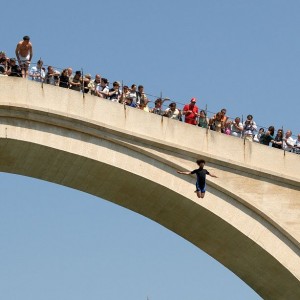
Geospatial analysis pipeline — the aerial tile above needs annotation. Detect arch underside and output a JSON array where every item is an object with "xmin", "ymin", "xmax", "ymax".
[{"xmin": 1, "ymin": 113, "xmax": 300, "ymax": 299}]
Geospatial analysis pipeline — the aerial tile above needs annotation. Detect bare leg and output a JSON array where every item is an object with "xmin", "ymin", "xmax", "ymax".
[
  {"xmin": 20, "ymin": 62, "xmax": 29, "ymax": 78},
  {"xmin": 20, "ymin": 63, "xmax": 26, "ymax": 78}
]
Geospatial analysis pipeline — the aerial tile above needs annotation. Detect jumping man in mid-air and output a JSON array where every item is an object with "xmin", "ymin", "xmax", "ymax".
[{"xmin": 177, "ymin": 159, "xmax": 217, "ymax": 198}]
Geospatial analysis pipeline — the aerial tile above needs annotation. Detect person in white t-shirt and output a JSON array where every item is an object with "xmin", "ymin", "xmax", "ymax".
[
  {"xmin": 293, "ymin": 134, "xmax": 300, "ymax": 154},
  {"xmin": 96, "ymin": 78, "xmax": 109, "ymax": 98},
  {"xmin": 243, "ymin": 114, "xmax": 257, "ymax": 141},
  {"xmin": 128, "ymin": 84, "xmax": 138, "ymax": 107},
  {"xmin": 164, "ymin": 102, "xmax": 181, "ymax": 120},
  {"xmin": 282, "ymin": 130, "xmax": 295, "ymax": 152},
  {"xmin": 29, "ymin": 59, "xmax": 45, "ymax": 82},
  {"xmin": 230, "ymin": 117, "xmax": 243, "ymax": 138}
]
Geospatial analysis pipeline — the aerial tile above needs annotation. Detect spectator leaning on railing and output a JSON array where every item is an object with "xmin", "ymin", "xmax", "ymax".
[
  {"xmin": 83, "ymin": 74, "xmax": 91, "ymax": 94},
  {"xmin": 0, "ymin": 51, "xmax": 9, "ymax": 74},
  {"xmin": 272, "ymin": 129, "xmax": 283, "ymax": 149},
  {"xmin": 183, "ymin": 98, "xmax": 198, "ymax": 125},
  {"xmin": 6, "ymin": 58, "xmax": 22, "ymax": 77},
  {"xmin": 243, "ymin": 114, "xmax": 257, "ymax": 142},
  {"xmin": 209, "ymin": 111, "xmax": 224, "ymax": 133},
  {"xmin": 138, "ymin": 99, "xmax": 150, "ymax": 112},
  {"xmin": 67, "ymin": 68, "xmax": 73, "ymax": 81},
  {"xmin": 89, "ymin": 74, "xmax": 101, "ymax": 96},
  {"xmin": 151, "ymin": 98, "xmax": 164, "ymax": 115},
  {"xmin": 120, "ymin": 85, "xmax": 130, "ymax": 104},
  {"xmin": 108, "ymin": 81, "xmax": 121, "ymax": 102},
  {"xmin": 259, "ymin": 126, "xmax": 275, "ymax": 146},
  {"xmin": 59, "ymin": 69, "xmax": 69, "ymax": 88},
  {"xmin": 164, "ymin": 102, "xmax": 182, "ymax": 120},
  {"xmin": 283, "ymin": 130, "xmax": 294, "ymax": 152},
  {"xmin": 293, "ymin": 134, "xmax": 300, "ymax": 154},
  {"xmin": 198, "ymin": 110, "xmax": 209, "ymax": 128},
  {"xmin": 69, "ymin": 70, "xmax": 82, "ymax": 91},
  {"xmin": 253, "ymin": 127, "xmax": 264, "ymax": 143},
  {"xmin": 137, "ymin": 85, "xmax": 148, "ymax": 106},
  {"xmin": 95, "ymin": 78, "xmax": 109, "ymax": 98},
  {"xmin": 230, "ymin": 117, "xmax": 243, "ymax": 138},
  {"xmin": 127, "ymin": 84, "xmax": 138, "ymax": 107},
  {"xmin": 29, "ymin": 60, "xmax": 45, "ymax": 82},
  {"xmin": 219, "ymin": 108, "xmax": 228, "ymax": 133},
  {"xmin": 45, "ymin": 66, "xmax": 60, "ymax": 85}
]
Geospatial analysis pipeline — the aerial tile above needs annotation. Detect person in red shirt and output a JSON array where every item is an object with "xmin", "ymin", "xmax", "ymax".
[{"xmin": 183, "ymin": 97, "xmax": 199, "ymax": 125}]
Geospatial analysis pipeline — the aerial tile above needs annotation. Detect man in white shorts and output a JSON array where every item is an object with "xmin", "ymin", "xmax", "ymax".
[{"xmin": 15, "ymin": 35, "xmax": 33, "ymax": 78}]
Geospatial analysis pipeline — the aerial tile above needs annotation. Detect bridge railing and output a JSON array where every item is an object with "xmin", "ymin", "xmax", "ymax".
[{"xmin": 1, "ymin": 59, "xmax": 299, "ymax": 146}]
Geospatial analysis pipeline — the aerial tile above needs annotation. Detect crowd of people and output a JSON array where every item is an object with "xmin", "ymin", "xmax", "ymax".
[{"xmin": 0, "ymin": 36, "xmax": 299, "ymax": 154}]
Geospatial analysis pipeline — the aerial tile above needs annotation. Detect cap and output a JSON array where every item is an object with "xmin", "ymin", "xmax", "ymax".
[{"xmin": 191, "ymin": 97, "xmax": 197, "ymax": 103}]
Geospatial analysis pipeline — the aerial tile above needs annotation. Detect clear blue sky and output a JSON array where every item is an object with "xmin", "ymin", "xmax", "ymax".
[{"xmin": 1, "ymin": 0, "xmax": 300, "ymax": 299}]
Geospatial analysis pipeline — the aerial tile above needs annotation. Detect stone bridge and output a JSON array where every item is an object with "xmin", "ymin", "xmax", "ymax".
[{"xmin": 0, "ymin": 77, "xmax": 299, "ymax": 299}]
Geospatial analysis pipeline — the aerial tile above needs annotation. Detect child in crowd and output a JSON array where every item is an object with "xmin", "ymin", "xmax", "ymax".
[{"xmin": 177, "ymin": 159, "xmax": 218, "ymax": 198}]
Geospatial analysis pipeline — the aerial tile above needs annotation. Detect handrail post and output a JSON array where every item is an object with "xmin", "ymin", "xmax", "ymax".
[{"xmin": 81, "ymin": 68, "xmax": 85, "ymax": 99}]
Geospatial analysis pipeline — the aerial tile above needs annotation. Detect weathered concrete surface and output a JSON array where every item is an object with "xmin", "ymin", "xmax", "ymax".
[{"xmin": 0, "ymin": 77, "xmax": 299, "ymax": 299}]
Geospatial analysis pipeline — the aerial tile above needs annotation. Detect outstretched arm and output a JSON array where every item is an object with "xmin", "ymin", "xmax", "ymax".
[
  {"xmin": 15, "ymin": 43, "xmax": 20, "ymax": 62},
  {"xmin": 29, "ymin": 43, "xmax": 33, "ymax": 62},
  {"xmin": 177, "ymin": 170, "xmax": 191, "ymax": 175},
  {"xmin": 209, "ymin": 173, "xmax": 218, "ymax": 178}
]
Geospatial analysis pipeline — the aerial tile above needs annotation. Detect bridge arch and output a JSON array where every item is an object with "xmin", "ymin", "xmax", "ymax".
[{"xmin": 0, "ymin": 77, "xmax": 300, "ymax": 299}]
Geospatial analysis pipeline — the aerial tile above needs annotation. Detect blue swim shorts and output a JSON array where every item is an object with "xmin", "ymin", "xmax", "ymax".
[{"xmin": 196, "ymin": 182, "xmax": 206, "ymax": 193}]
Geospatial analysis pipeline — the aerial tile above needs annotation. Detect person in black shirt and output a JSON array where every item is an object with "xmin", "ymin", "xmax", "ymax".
[
  {"xmin": 59, "ymin": 69, "xmax": 69, "ymax": 88},
  {"xmin": 259, "ymin": 126, "xmax": 275, "ymax": 146},
  {"xmin": 177, "ymin": 159, "xmax": 217, "ymax": 198},
  {"xmin": 108, "ymin": 81, "xmax": 121, "ymax": 102},
  {"xmin": 272, "ymin": 129, "xmax": 283, "ymax": 149},
  {"xmin": 0, "ymin": 51, "xmax": 9, "ymax": 74},
  {"xmin": 7, "ymin": 58, "xmax": 22, "ymax": 77}
]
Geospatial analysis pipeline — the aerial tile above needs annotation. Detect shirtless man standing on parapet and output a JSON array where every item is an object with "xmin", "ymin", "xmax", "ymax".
[{"xmin": 15, "ymin": 35, "xmax": 33, "ymax": 78}]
